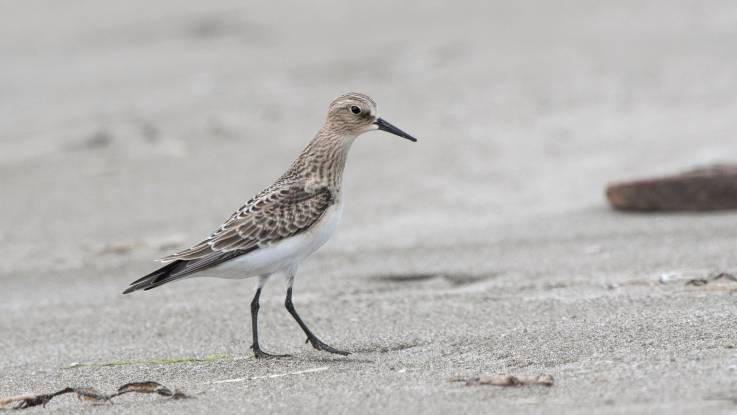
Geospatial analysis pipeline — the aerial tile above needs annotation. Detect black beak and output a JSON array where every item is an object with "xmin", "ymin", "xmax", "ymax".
[{"xmin": 374, "ymin": 117, "xmax": 418, "ymax": 142}]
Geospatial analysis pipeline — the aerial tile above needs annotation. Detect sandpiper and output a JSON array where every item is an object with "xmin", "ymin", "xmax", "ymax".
[{"xmin": 123, "ymin": 93, "xmax": 417, "ymax": 358}]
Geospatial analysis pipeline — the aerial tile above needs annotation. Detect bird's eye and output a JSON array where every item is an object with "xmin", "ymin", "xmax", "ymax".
[{"xmin": 350, "ymin": 105, "xmax": 361, "ymax": 115}]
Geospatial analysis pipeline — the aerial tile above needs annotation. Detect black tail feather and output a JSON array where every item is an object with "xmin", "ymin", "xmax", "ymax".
[{"xmin": 122, "ymin": 260, "xmax": 188, "ymax": 294}]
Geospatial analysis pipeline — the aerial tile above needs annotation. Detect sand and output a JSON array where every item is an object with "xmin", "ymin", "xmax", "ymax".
[{"xmin": 2, "ymin": 0, "xmax": 737, "ymax": 413}]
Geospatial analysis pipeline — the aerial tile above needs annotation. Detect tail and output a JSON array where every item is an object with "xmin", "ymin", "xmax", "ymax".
[{"xmin": 123, "ymin": 260, "xmax": 189, "ymax": 294}]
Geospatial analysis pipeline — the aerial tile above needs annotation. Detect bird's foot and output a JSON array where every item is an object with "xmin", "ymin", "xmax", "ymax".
[
  {"xmin": 305, "ymin": 336, "xmax": 350, "ymax": 356},
  {"xmin": 251, "ymin": 344, "xmax": 290, "ymax": 359}
]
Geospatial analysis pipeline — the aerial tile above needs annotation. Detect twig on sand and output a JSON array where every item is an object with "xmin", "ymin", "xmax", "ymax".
[{"xmin": 450, "ymin": 374, "xmax": 554, "ymax": 387}]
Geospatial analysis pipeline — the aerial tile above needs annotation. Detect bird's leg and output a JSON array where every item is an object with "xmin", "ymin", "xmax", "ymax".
[
  {"xmin": 284, "ymin": 286, "xmax": 350, "ymax": 356},
  {"xmin": 250, "ymin": 283, "xmax": 289, "ymax": 359}
]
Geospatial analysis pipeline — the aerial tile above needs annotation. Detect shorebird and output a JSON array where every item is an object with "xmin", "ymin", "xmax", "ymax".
[{"xmin": 123, "ymin": 93, "xmax": 417, "ymax": 358}]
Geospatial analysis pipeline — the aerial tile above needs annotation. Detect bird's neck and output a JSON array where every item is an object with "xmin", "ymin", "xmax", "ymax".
[{"xmin": 290, "ymin": 126, "xmax": 357, "ymax": 193}]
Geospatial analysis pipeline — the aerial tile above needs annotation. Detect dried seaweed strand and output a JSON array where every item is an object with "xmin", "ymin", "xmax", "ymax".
[
  {"xmin": 450, "ymin": 373, "xmax": 554, "ymax": 387},
  {"xmin": 0, "ymin": 381, "xmax": 189, "ymax": 410}
]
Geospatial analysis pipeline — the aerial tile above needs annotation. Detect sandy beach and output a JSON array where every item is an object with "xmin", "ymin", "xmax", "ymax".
[{"xmin": 2, "ymin": 1, "xmax": 737, "ymax": 413}]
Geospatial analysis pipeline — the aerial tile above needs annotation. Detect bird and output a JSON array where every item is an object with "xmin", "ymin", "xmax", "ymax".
[{"xmin": 123, "ymin": 93, "xmax": 417, "ymax": 358}]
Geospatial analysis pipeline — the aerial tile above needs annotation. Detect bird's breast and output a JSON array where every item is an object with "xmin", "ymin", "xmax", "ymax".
[{"xmin": 302, "ymin": 199, "xmax": 343, "ymax": 252}]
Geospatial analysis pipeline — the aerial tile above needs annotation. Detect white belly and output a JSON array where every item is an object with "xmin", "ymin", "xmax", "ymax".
[{"xmin": 200, "ymin": 202, "xmax": 343, "ymax": 279}]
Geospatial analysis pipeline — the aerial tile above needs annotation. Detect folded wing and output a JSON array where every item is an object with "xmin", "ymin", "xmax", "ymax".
[{"xmin": 123, "ymin": 184, "xmax": 333, "ymax": 293}]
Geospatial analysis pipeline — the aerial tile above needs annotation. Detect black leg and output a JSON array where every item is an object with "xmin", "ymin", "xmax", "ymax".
[
  {"xmin": 250, "ymin": 287, "xmax": 288, "ymax": 359},
  {"xmin": 284, "ymin": 287, "xmax": 350, "ymax": 355}
]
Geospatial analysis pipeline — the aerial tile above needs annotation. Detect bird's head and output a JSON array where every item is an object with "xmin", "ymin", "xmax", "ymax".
[{"xmin": 325, "ymin": 92, "xmax": 417, "ymax": 142}]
